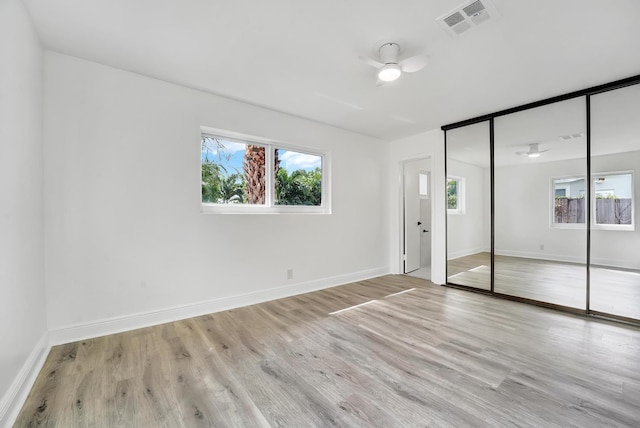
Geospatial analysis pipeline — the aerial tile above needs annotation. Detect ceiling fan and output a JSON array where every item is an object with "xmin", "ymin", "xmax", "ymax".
[
  {"xmin": 359, "ymin": 42, "xmax": 429, "ymax": 85},
  {"xmin": 516, "ymin": 143, "xmax": 550, "ymax": 158}
]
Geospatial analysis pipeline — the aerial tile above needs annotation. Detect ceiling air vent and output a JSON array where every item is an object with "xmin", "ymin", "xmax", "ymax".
[{"xmin": 436, "ymin": 0, "xmax": 501, "ymax": 37}]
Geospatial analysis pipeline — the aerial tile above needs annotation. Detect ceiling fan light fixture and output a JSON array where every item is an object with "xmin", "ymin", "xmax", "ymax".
[
  {"xmin": 378, "ymin": 64, "xmax": 401, "ymax": 82},
  {"xmin": 527, "ymin": 152, "xmax": 541, "ymax": 158}
]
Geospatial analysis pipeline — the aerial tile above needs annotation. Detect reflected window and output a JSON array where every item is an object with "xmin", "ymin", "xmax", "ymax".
[
  {"xmin": 552, "ymin": 176, "xmax": 586, "ymax": 225},
  {"xmin": 447, "ymin": 176, "xmax": 465, "ymax": 214},
  {"xmin": 594, "ymin": 172, "xmax": 634, "ymax": 229}
]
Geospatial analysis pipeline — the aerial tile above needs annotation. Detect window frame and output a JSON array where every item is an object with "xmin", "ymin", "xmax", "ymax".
[
  {"xmin": 200, "ymin": 127, "xmax": 330, "ymax": 214},
  {"xmin": 592, "ymin": 170, "xmax": 634, "ymax": 231},
  {"xmin": 447, "ymin": 175, "xmax": 465, "ymax": 215},
  {"xmin": 549, "ymin": 172, "xmax": 635, "ymax": 231}
]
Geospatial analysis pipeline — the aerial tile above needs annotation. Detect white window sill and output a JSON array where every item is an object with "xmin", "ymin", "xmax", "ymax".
[
  {"xmin": 201, "ymin": 203, "xmax": 331, "ymax": 214},
  {"xmin": 592, "ymin": 224, "xmax": 635, "ymax": 231},
  {"xmin": 550, "ymin": 223, "xmax": 586, "ymax": 230}
]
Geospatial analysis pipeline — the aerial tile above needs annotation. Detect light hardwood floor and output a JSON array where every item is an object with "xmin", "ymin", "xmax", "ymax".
[
  {"xmin": 448, "ymin": 253, "xmax": 640, "ymax": 320},
  {"xmin": 15, "ymin": 275, "xmax": 640, "ymax": 427}
]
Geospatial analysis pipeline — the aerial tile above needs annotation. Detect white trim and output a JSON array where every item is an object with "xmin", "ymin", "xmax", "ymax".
[
  {"xmin": 448, "ymin": 247, "xmax": 485, "ymax": 260},
  {"xmin": 494, "ymin": 250, "xmax": 639, "ymax": 270},
  {"xmin": 590, "ymin": 256, "xmax": 640, "ymax": 270},
  {"xmin": 201, "ymin": 203, "xmax": 330, "ymax": 215},
  {"xmin": 0, "ymin": 333, "xmax": 50, "ymax": 428},
  {"xmin": 399, "ymin": 156, "xmax": 434, "ymax": 276},
  {"xmin": 48, "ymin": 267, "xmax": 389, "ymax": 346},
  {"xmin": 494, "ymin": 249, "xmax": 585, "ymax": 264}
]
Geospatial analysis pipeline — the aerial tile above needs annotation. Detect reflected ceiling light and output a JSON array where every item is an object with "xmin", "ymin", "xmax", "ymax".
[{"xmin": 377, "ymin": 64, "xmax": 402, "ymax": 82}]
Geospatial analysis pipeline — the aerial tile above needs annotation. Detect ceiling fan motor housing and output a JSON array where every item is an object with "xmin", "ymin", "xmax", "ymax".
[{"xmin": 379, "ymin": 43, "xmax": 400, "ymax": 64}]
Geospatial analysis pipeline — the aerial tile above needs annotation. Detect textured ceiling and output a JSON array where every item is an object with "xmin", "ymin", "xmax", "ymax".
[{"xmin": 23, "ymin": 0, "xmax": 640, "ymax": 141}]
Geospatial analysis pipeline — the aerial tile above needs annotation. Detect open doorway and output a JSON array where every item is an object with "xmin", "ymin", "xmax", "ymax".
[{"xmin": 402, "ymin": 157, "xmax": 432, "ymax": 280}]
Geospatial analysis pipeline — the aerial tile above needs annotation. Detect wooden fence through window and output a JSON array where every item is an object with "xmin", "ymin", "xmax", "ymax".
[{"xmin": 554, "ymin": 198, "xmax": 632, "ymax": 224}]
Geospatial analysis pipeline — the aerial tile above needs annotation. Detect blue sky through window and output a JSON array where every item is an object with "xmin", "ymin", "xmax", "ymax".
[{"xmin": 202, "ymin": 138, "xmax": 321, "ymax": 175}]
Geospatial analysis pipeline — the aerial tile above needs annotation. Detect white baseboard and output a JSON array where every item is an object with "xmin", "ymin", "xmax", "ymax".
[
  {"xmin": 590, "ymin": 257, "xmax": 639, "ymax": 270},
  {"xmin": 494, "ymin": 249, "xmax": 585, "ymax": 264},
  {"xmin": 448, "ymin": 247, "xmax": 485, "ymax": 260},
  {"xmin": 0, "ymin": 332, "xmax": 50, "ymax": 428},
  {"xmin": 48, "ymin": 267, "xmax": 389, "ymax": 346},
  {"xmin": 495, "ymin": 250, "xmax": 638, "ymax": 269}
]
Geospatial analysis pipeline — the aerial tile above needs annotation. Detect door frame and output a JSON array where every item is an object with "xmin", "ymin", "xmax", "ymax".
[{"xmin": 399, "ymin": 155, "xmax": 433, "ymax": 275}]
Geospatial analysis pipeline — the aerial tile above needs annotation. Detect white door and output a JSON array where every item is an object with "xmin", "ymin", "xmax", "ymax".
[{"xmin": 403, "ymin": 161, "xmax": 421, "ymax": 273}]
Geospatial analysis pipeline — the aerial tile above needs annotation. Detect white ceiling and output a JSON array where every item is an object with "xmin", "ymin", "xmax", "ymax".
[{"xmin": 23, "ymin": 0, "xmax": 640, "ymax": 141}]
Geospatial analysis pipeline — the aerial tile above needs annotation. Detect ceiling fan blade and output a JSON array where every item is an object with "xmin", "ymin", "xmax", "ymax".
[
  {"xmin": 375, "ymin": 79, "xmax": 401, "ymax": 88},
  {"xmin": 538, "ymin": 149, "xmax": 551, "ymax": 153},
  {"xmin": 399, "ymin": 54, "xmax": 429, "ymax": 73},
  {"xmin": 359, "ymin": 55, "xmax": 384, "ymax": 69}
]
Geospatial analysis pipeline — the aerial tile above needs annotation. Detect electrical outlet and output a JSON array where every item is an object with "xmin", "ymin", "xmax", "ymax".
[{"xmin": 287, "ymin": 269, "xmax": 293, "ymax": 280}]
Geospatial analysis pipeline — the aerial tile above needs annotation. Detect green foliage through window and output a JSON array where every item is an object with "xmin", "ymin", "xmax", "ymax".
[
  {"xmin": 201, "ymin": 137, "xmax": 253, "ymax": 204},
  {"xmin": 275, "ymin": 167, "xmax": 322, "ymax": 205},
  {"xmin": 447, "ymin": 179, "xmax": 458, "ymax": 210},
  {"xmin": 201, "ymin": 136, "xmax": 323, "ymax": 207}
]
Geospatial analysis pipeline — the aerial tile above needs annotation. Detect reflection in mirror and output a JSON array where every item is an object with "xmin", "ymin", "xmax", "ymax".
[
  {"xmin": 446, "ymin": 121, "xmax": 491, "ymax": 290},
  {"xmin": 590, "ymin": 83, "xmax": 640, "ymax": 321},
  {"xmin": 494, "ymin": 97, "xmax": 587, "ymax": 309}
]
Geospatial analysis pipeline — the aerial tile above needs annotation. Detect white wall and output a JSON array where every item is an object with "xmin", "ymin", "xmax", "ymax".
[
  {"xmin": 495, "ymin": 151, "xmax": 640, "ymax": 269},
  {"xmin": 386, "ymin": 129, "xmax": 446, "ymax": 284},
  {"xmin": 495, "ymin": 157, "xmax": 586, "ymax": 263},
  {"xmin": 446, "ymin": 159, "xmax": 487, "ymax": 259},
  {"xmin": 43, "ymin": 52, "xmax": 389, "ymax": 336},
  {"xmin": 0, "ymin": 0, "xmax": 48, "ymax": 422}
]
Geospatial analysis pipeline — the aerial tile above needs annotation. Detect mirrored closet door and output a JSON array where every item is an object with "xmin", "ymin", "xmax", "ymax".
[
  {"xmin": 590, "ymin": 83, "xmax": 640, "ymax": 320},
  {"xmin": 443, "ymin": 74, "xmax": 640, "ymax": 323},
  {"xmin": 493, "ymin": 97, "xmax": 587, "ymax": 309},
  {"xmin": 446, "ymin": 121, "xmax": 491, "ymax": 291}
]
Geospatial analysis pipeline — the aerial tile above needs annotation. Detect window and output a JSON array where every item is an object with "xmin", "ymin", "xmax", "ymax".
[
  {"xmin": 274, "ymin": 149, "xmax": 322, "ymax": 206},
  {"xmin": 202, "ymin": 137, "xmax": 265, "ymax": 205},
  {"xmin": 593, "ymin": 172, "xmax": 634, "ymax": 229},
  {"xmin": 552, "ymin": 176, "xmax": 586, "ymax": 226},
  {"xmin": 201, "ymin": 129, "xmax": 329, "ymax": 213},
  {"xmin": 447, "ymin": 176, "xmax": 465, "ymax": 214},
  {"xmin": 419, "ymin": 171, "xmax": 429, "ymax": 199},
  {"xmin": 551, "ymin": 173, "xmax": 634, "ymax": 230}
]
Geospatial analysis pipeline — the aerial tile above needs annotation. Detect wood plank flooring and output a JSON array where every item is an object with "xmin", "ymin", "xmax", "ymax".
[
  {"xmin": 448, "ymin": 253, "xmax": 640, "ymax": 319},
  {"xmin": 15, "ymin": 275, "xmax": 640, "ymax": 427}
]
